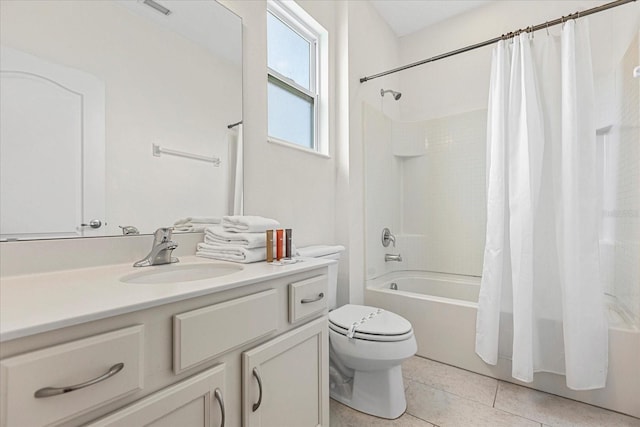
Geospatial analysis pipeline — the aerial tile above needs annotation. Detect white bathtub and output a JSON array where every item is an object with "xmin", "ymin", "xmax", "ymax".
[{"xmin": 365, "ymin": 270, "xmax": 640, "ymax": 418}]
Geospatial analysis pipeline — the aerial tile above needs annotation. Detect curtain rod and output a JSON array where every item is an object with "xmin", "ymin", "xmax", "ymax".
[
  {"xmin": 360, "ymin": 0, "xmax": 637, "ymax": 83},
  {"xmin": 228, "ymin": 120, "xmax": 243, "ymax": 129}
]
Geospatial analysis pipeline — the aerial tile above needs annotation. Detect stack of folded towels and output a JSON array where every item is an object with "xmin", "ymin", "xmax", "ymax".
[
  {"xmin": 196, "ymin": 215, "xmax": 280, "ymax": 263},
  {"xmin": 174, "ymin": 217, "xmax": 221, "ymax": 232}
]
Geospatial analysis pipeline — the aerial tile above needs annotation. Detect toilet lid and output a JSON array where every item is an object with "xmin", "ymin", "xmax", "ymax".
[{"xmin": 329, "ymin": 304, "xmax": 413, "ymax": 340}]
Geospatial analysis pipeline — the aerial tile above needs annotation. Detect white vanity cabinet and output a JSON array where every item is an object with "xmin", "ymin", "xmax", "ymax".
[
  {"xmin": 0, "ymin": 263, "xmax": 330, "ymax": 427},
  {"xmin": 242, "ymin": 317, "xmax": 329, "ymax": 427},
  {"xmin": 87, "ymin": 364, "xmax": 226, "ymax": 427}
]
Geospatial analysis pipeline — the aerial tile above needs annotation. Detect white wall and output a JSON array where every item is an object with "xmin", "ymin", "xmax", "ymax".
[
  {"xmin": 223, "ymin": 0, "xmax": 405, "ymax": 305},
  {"xmin": 362, "ymin": 104, "xmax": 402, "ymax": 279},
  {"xmin": 222, "ymin": 0, "xmax": 401, "ymax": 306},
  {"xmin": 219, "ymin": 0, "xmax": 338, "ymax": 240},
  {"xmin": 346, "ymin": 0, "xmax": 400, "ymax": 303}
]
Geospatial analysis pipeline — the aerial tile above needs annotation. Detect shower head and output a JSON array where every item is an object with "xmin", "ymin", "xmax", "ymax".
[{"xmin": 381, "ymin": 89, "xmax": 402, "ymax": 100}]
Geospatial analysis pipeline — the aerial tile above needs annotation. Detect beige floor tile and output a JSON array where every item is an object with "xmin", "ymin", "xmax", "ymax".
[
  {"xmin": 330, "ymin": 399, "xmax": 435, "ymax": 427},
  {"xmin": 494, "ymin": 381, "xmax": 640, "ymax": 427},
  {"xmin": 402, "ymin": 356, "xmax": 498, "ymax": 406},
  {"xmin": 406, "ymin": 379, "xmax": 541, "ymax": 427}
]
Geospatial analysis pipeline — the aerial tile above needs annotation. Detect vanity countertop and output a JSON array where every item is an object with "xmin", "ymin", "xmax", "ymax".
[{"xmin": 0, "ymin": 256, "xmax": 333, "ymax": 342}]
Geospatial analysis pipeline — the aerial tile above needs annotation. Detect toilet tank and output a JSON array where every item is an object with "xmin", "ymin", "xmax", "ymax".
[{"xmin": 297, "ymin": 245, "xmax": 344, "ymax": 310}]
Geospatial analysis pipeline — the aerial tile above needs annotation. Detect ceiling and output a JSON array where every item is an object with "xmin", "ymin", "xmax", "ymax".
[{"xmin": 370, "ymin": 0, "xmax": 492, "ymax": 37}]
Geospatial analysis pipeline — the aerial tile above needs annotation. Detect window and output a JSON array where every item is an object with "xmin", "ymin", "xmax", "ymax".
[{"xmin": 267, "ymin": 0, "xmax": 326, "ymax": 154}]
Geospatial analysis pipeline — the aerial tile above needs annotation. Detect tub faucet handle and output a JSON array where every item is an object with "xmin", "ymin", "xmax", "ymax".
[{"xmin": 382, "ymin": 228, "xmax": 396, "ymax": 247}]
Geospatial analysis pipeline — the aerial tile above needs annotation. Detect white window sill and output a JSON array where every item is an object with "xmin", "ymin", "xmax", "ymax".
[{"xmin": 267, "ymin": 137, "xmax": 330, "ymax": 159}]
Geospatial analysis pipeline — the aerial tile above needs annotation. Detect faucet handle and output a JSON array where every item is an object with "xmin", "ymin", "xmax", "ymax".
[
  {"xmin": 119, "ymin": 225, "xmax": 139, "ymax": 235},
  {"xmin": 154, "ymin": 227, "xmax": 173, "ymax": 243},
  {"xmin": 381, "ymin": 228, "xmax": 396, "ymax": 247}
]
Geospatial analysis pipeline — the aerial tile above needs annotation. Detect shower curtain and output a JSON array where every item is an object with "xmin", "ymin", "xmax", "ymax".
[
  {"xmin": 228, "ymin": 124, "xmax": 244, "ymax": 215},
  {"xmin": 475, "ymin": 19, "xmax": 609, "ymax": 390}
]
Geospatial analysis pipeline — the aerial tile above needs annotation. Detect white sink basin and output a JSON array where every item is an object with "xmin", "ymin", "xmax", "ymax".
[{"xmin": 121, "ymin": 263, "xmax": 243, "ymax": 284}]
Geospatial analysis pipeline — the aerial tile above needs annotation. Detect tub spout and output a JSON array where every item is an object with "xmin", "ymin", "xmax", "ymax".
[{"xmin": 385, "ymin": 253, "xmax": 402, "ymax": 262}]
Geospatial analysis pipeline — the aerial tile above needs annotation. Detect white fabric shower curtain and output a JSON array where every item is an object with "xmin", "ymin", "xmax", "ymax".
[
  {"xmin": 228, "ymin": 124, "xmax": 244, "ymax": 215},
  {"xmin": 475, "ymin": 19, "xmax": 609, "ymax": 390}
]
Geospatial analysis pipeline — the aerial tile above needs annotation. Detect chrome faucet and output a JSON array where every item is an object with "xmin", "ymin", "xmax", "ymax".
[
  {"xmin": 385, "ymin": 253, "xmax": 403, "ymax": 262},
  {"xmin": 133, "ymin": 227, "xmax": 179, "ymax": 267}
]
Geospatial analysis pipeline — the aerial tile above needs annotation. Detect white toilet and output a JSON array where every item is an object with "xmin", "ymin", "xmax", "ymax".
[{"xmin": 297, "ymin": 245, "xmax": 417, "ymax": 419}]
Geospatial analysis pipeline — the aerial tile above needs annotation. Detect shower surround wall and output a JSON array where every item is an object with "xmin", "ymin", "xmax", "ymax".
[
  {"xmin": 363, "ymin": 106, "xmax": 487, "ymax": 280},
  {"xmin": 363, "ymin": 104, "xmax": 402, "ymax": 279},
  {"xmin": 596, "ymin": 32, "xmax": 640, "ymax": 324},
  {"xmin": 402, "ymin": 110, "xmax": 486, "ymax": 277}
]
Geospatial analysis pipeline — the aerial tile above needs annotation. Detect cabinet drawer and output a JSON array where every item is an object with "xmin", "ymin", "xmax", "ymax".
[
  {"xmin": 288, "ymin": 275, "xmax": 328, "ymax": 323},
  {"xmin": 174, "ymin": 289, "xmax": 278, "ymax": 374},
  {"xmin": 0, "ymin": 325, "xmax": 144, "ymax": 427}
]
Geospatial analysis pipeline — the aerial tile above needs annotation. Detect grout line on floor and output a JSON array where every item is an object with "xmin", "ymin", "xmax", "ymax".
[
  {"xmin": 409, "ymin": 376, "xmax": 547, "ymax": 427},
  {"xmin": 413, "ymin": 354, "xmax": 499, "ymax": 382},
  {"xmin": 404, "ymin": 355, "xmax": 501, "ymax": 408},
  {"xmin": 493, "ymin": 406, "xmax": 549, "ymax": 425},
  {"xmin": 492, "ymin": 380, "xmax": 499, "ymax": 408}
]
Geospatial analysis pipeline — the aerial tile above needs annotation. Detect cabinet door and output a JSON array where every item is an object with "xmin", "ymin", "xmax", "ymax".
[
  {"xmin": 88, "ymin": 364, "xmax": 226, "ymax": 427},
  {"xmin": 242, "ymin": 317, "xmax": 329, "ymax": 427}
]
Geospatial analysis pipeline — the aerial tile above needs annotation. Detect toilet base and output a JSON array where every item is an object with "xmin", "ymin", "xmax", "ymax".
[{"xmin": 329, "ymin": 364, "xmax": 407, "ymax": 419}]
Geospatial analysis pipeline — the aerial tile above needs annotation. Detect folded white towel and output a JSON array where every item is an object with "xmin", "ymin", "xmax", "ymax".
[
  {"xmin": 196, "ymin": 242, "xmax": 266, "ymax": 263},
  {"xmin": 222, "ymin": 215, "xmax": 279, "ymax": 233},
  {"xmin": 175, "ymin": 223, "xmax": 219, "ymax": 232},
  {"xmin": 174, "ymin": 217, "xmax": 221, "ymax": 226},
  {"xmin": 204, "ymin": 226, "xmax": 266, "ymax": 249}
]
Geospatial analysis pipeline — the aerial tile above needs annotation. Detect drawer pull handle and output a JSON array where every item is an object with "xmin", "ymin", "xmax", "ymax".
[
  {"xmin": 34, "ymin": 362, "xmax": 124, "ymax": 398},
  {"xmin": 215, "ymin": 388, "xmax": 225, "ymax": 427},
  {"xmin": 301, "ymin": 292, "xmax": 324, "ymax": 304},
  {"xmin": 252, "ymin": 368, "xmax": 263, "ymax": 412}
]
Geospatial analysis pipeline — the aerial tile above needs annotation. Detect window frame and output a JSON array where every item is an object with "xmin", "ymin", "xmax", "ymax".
[{"xmin": 267, "ymin": 0, "xmax": 321, "ymax": 152}]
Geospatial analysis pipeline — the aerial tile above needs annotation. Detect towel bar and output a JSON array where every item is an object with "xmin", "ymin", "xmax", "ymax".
[{"xmin": 152, "ymin": 143, "xmax": 221, "ymax": 166}]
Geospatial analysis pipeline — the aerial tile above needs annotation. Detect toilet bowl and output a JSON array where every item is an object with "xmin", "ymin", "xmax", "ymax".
[{"xmin": 297, "ymin": 246, "xmax": 417, "ymax": 419}]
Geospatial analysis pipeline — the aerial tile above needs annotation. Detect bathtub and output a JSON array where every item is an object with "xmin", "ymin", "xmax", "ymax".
[{"xmin": 365, "ymin": 270, "xmax": 640, "ymax": 418}]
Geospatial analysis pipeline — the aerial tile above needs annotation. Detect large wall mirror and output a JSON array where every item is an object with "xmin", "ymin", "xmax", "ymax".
[{"xmin": 0, "ymin": 0, "xmax": 243, "ymax": 241}]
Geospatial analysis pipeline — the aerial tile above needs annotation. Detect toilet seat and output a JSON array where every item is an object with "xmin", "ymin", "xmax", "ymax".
[{"xmin": 329, "ymin": 304, "xmax": 413, "ymax": 342}]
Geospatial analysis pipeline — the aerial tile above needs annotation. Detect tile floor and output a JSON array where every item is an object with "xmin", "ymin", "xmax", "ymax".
[{"xmin": 330, "ymin": 356, "xmax": 640, "ymax": 427}]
